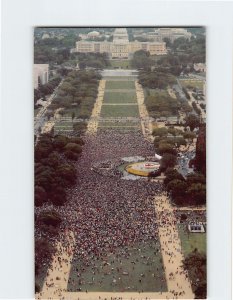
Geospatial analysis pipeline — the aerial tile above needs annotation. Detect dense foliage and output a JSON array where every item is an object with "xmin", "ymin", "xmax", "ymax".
[
  {"xmin": 34, "ymin": 77, "xmax": 61, "ymax": 106},
  {"xmin": 192, "ymin": 125, "xmax": 206, "ymax": 175},
  {"xmin": 72, "ymin": 52, "xmax": 110, "ymax": 70},
  {"xmin": 144, "ymin": 90, "xmax": 180, "ymax": 119},
  {"xmin": 183, "ymin": 250, "xmax": 207, "ymax": 299},
  {"xmin": 139, "ymin": 70, "xmax": 176, "ymax": 89},
  {"xmin": 35, "ymin": 133, "xmax": 83, "ymax": 207},
  {"xmin": 48, "ymin": 70, "xmax": 101, "ymax": 130},
  {"xmin": 131, "ymin": 50, "xmax": 154, "ymax": 70}
]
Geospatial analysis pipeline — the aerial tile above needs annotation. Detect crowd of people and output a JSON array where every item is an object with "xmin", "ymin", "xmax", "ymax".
[
  {"xmin": 35, "ymin": 131, "xmax": 169, "ymax": 293},
  {"xmin": 35, "ymin": 129, "xmax": 204, "ymax": 299}
]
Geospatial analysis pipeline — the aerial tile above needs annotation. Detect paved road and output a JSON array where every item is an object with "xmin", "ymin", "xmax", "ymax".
[
  {"xmin": 177, "ymin": 149, "xmax": 195, "ymax": 178},
  {"xmin": 34, "ymin": 79, "xmax": 63, "ymax": 135}
]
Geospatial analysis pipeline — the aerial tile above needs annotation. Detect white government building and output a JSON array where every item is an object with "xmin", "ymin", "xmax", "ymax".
[
  {"xmin": 73, "ymin": 28, "xmax": 167, "ymax": 58},
  {"xmin": 34, "ymin": 64, "xmax": 49, "ymax": 89},
  {"xmin": 138, "ymin": 28, "xmax": 192, "ymax": 42}
]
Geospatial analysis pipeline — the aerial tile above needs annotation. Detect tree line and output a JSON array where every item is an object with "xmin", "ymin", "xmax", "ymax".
[{"xmin": 35, "ymin": 133, "xmax": 84, "ymax": 292}]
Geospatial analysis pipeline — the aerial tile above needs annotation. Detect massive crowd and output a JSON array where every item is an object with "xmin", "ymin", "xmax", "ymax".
[{"xmin": 35, "ymin": 131, "xmax": 168, "ymax": 292}]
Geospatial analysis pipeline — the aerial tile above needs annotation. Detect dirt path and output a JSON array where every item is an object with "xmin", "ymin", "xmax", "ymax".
[
  {"xmin": 135, "ymin": 80, "xmax": 153, "ymax": 141},
  {"xmin": 36, "ymin": 232, "xmax": 75, "ymax": 300},
  {"xmin": 86, "ymin": 80, "xmax": 106, "ymax": 134},
  {"xmin": 154, "ymin": 194, "xmax": 194, "ymax": 299}
]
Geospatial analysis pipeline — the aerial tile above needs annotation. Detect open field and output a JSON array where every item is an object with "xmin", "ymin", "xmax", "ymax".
[
  {"xmin": 108, "ymin": 60, "xmax": 132, "ymax": 69},
  {"xmin": 100, "ymin": 105, "xmax": 139, "ymax": 118},
  {"xmin": 102, "ymin": 76, "xmax": 137, "ymax": 81},
  {"xmin": 67, "ymin": 241, "xmax": 167, "ymax": 293},
  {"xmin": 103, "ymin": 91, "xmax": 137, "ymax": 103},
  {"xmin": 180, "ymin": 79, "xmax": 204, "ymax": 91},
  {"xmin": 178, "ymin": 224, "xmax": 206, "ymax": 257},
  {"xmin": 105, "ymin": 81, "xmax": 135, "ymax": 90}
]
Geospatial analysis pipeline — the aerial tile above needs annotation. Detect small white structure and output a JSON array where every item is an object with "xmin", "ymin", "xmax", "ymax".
[
  {"xmin": 193, "ymin": 63, "xmax": 206, "ymax": 73},
  {"xmin": 155, "ymin": 153, "xmax": 162, "ymax": 160},
  {"xmin": 188, "ymin": 223, "xmax": 205, "ymax": 233}
]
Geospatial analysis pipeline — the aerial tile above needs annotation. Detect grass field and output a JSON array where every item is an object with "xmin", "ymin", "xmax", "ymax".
[
  {"xmin": 180, "ymin": 80, "xmax": 204, "ymax": 91},
  {"xmin": 105, "ymin": 81, "xmax": 135, "ymax": 90},
  {"xmin": 108, "ymin": 60, "xmax": 132, "ymax": 69},
  {"xmin": 178, "ymin": 224, "xmax": 206, "ymax": 257},
  {"xmin": 67, "ymin": 241, "xmax": 167, "ymax": 292},
  {"xmin": 100, "ymin": 105, "xmax": 139, "ymax": 118},
  {"xmin": 102, "ymin": 76, "xmax": 137, "ymax": 81},
  {"xmin": 103, "ymin": 91, "xmax": 137, "ymax": 103}
]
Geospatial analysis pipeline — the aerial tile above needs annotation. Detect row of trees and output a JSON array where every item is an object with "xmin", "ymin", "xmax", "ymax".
[
  {"xmin": 144, "ymin": 90, "xmax": 180, "ymax": 119},
  {"xmin": 49, "ymin": 70, "xmax": 101, "ymax": 130},
  {"xmin": 191, "ymin": 125, "xmax": 206, "ymax": 175},
  {"xmin": 35, "ymin": 133, "xmax": 84, "ymax": 207},
  {"xmin": 164, "ymin": 168, "xmax": 206, "ymax": 206},
  {"xmin": 131, "ymin": 50, "xmax": 154, "ymax": 71},
  {"xmin": 72, "ymin": 52, "xmax": 110, "ymax": 70},
  {"xmin": 139, "ymin": 70, "xmax": 176, "ymax": 89},
  {"xmin": 35, "ymin": 133, "xmax": 83, "ymax": 291}
]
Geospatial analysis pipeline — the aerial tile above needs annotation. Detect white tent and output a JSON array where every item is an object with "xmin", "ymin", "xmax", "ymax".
[{"xmin": 155, "ymin": 153, "xmax": 162, "ymax": 160}]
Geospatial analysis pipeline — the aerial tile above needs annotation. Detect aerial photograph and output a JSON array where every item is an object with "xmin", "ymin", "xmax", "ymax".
[{"xmin": 34, "ymin": 27, "xmax": 206, "ymax": 300}]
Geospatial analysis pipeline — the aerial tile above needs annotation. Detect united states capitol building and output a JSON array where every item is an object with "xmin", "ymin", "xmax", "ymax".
[{"xmin": 72, "ymin": 28, "xmax": 168, "ymax": 59}]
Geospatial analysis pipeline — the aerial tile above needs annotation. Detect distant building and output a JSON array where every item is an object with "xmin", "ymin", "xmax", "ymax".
[
  {"xmin": 41, "ymin": 33, "xmax": 50, "ymax": 40},
  {"xmin": 34, "ymin": 64, "xmax": 49, "ymax": 89},
  {"xmin": 73, "ymin": 28, "xmax": 167, "ymax": 58},
  {"xmin": 153, "ymin": 28, "xmax": 192, "ymax": 42},
  {"xmin": 194, "ymin": 63, "xmax": 206, "ymax": 73},
  {"xmin": 87, "ymin": 31, "xmax": 100, "ymax": 38}
]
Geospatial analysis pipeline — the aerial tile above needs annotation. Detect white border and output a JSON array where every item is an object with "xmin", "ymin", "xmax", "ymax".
[{"xmin": 1, "ymin": 1, "xmax": 232, "ymax": 299}]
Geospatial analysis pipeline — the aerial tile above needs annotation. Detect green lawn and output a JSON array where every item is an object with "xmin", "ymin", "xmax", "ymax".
[
  {"xmin": 109, "ymin": 60, "xmax": 132, "ymax": 69},
  {"xmin": 67, "ymin": 241, "xmax": 167, "ymax": 292},
  {"xmin": 103, "ymin": 91, "xmax": 137, "ymax": 103},
  {"xmin": 100, "ymin": 105, "xmax": 139, "ymax": 118},
  {"xmin": 103, "ymin": 76, "xmax": 137, "ymax": 81},
  {"xmin": 178, "ymin": 224, "xmax": 206, "ymax": 257},
  {"xmin": 105, "ymin": 81, "xmax": 135, "ymax": 90},
  {"xmin": 180, "ymin": 80, "xmax": 204, "ymax": 91}
]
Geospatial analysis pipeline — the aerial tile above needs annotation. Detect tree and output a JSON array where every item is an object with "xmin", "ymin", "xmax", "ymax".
[
  {"xmin": 49, "ymin": 186, "xmax": 67, "ymax": 206},
  {"xmin": 35, "ymin": 185, "xmax": 47, "ymax": 207},
  {"xmin": 160, "ymin": 153, "xmax": 177, "ymax": 170},
  {"xmin": 186, "ymin": 183, "xmax": 206, "ymax": 205},
  {"xmin": 64, "ymin": 142, "xmax": 82, "ymax": 154},
  {"xmin": 152, "ymin": 127, "xmax": 168, "ymax": 137},
  {"xmin": 158, "ymin": 143, "xmax": 177, "ymax": 156},
  {"xmin": 35, "ymin": 282, "xmax": 41, "ymax": 293},
  {"xmin": 35, "ymin": 238, "xmax": 55, "ymax": 262},
  {"xmin": 56, "ymin": 164, "xmax": 77, "ymax": 185},
  {"xmin": 186, "ymin": 172, "xmax": 206, "ymax": 185},
  {"xmin": 185, "ymin": 114, "xmax": 200, "ymax": 131},
  {"xmin": 183, "ymin": 250, "xmax": 207, "ymax": 299},
  {"xmin": 38, "ymin": 210, "xmax": 62, "ymax": 227},
  {"xmin": 64, "ymin": 150, "xmax": 79, "ymax": 161},
  {"xmin": 193, "ymin": 125, "xmax": 206, "ymax": 175},
  {"xmin": 71, "ymin": 112, "xmax": 75, "ymax": 123},
  {"xmin": 167, "ymin": 179, "xmax": 187, "ymax": 198},
  {"xmin": 53, "ymin": 135, "xmax": 69, "ymax": 151},
  {"xmin": 164, "ymin": 168, "xmax": 185, "ymax": 185}
]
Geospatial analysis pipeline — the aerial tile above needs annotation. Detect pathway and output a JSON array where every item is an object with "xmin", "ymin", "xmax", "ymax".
[
  {"xmin": 86, "ymin": 80, "xmax": 106, "ymax": 134},
  {"xmin": 154, "ymin": 194, "xmax": 194, "ymax": 299},
  {"xmin": 36, "ymin": 231, "xmax": 75, "ymax": 300},
  {"xmin": 135, "ymin": 80, "xmax": 153, "ymax": 141}
]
